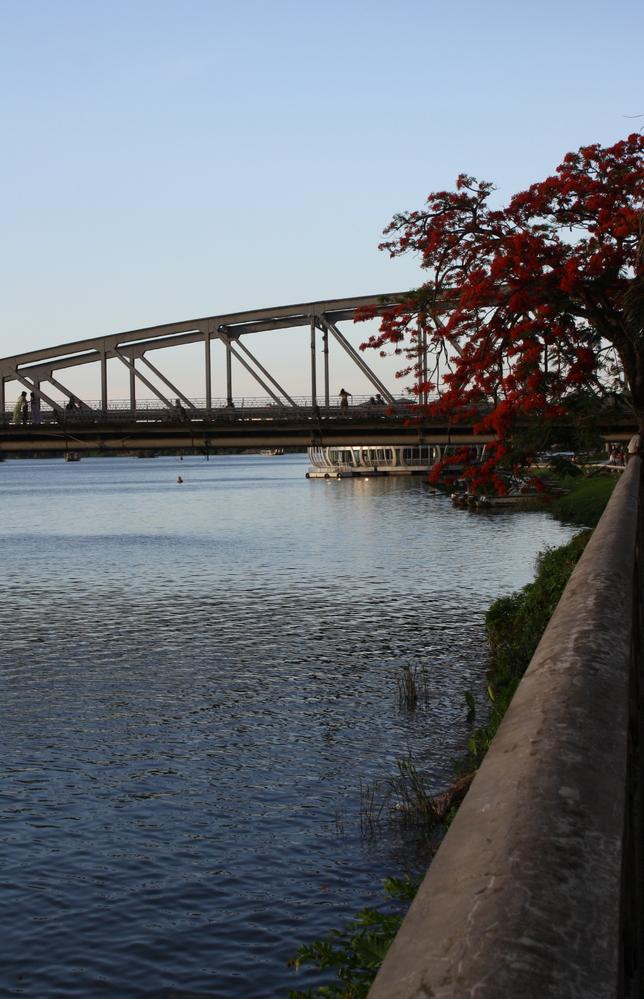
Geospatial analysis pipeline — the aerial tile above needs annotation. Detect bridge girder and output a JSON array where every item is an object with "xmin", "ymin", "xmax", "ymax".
[{"xmin": 0, "ymin": 412, "xmax": 496, "ymax": 453}]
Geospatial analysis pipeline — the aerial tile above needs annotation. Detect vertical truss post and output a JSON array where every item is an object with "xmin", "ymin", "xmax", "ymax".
[
  {"xmin": 129, "ymin": 358, "xmax": 136, "ymax": 413},
  {"xmin": 0, "ymin": 377, "xmax": 4, "ymax": 418},
  {"xmin": 322, "ymin": 324, "xmax": 329, "ymax": 406},
  {"xmin": 205, "ymin": 330, "xmax": 212, "ymax": 411},
  {"xmin": 226, "ymin": 341, "xmax": 233, "ymax": 406},
  {"xmin": 310, "ymin": 318, "xmax": 317, "ymax": 407},
  {"xmin": 101, "ymin": 352, "xmax": 108, "ymax": 414}
]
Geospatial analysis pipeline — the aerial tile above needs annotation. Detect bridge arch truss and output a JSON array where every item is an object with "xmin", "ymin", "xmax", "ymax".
[{"xmin": 0, "ymin": 293, "xmax": 408, "ymax": 417}]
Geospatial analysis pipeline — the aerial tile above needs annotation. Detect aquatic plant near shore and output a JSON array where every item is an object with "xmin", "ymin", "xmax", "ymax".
[
  {"xmin": 396, "ymin": 664, "xmax": 430, "ymax": 710},
  {"xmin": 292, "ymin": 763, "xmax": 475, "ymax": 997},
  {"xmin": 288, "ymin": 876, "xmax": 418, "ymax": 999},
  {"xmin": 359, "ymin": 753, "xmax": 474, "ymax": 839}
]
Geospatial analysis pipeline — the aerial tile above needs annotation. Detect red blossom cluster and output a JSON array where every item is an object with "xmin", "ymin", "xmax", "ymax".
[{"xmin": 356, "ymin": 133, "xmax": 644, "ymax": 486}]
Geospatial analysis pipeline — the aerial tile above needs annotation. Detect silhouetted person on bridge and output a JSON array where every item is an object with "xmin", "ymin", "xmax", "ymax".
[
  {"xmin": 12, "ymin": 391, "xmax": 27, "ymax": 425},
  {"xmin": 174, "ymin": 399, "xmax": 189, "ymax": 422},
  {"xmin": 30, "ymin": 392, "xmax": 41, "ymax": 425},
  {"xmin": 339, "ymin": 388, "xmax": 352, "ymax": 410},
  {"xmin": 65, "ymin": 397, "xmax": 80, "ymax": 422}
]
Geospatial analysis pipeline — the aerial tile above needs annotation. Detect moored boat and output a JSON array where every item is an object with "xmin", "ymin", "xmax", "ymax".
[{"xmin": 306, "ymin": 444, "xmax": 483, "ymax": 478}]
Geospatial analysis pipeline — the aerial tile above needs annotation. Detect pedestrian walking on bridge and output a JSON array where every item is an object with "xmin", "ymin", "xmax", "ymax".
[
  {"xmin": 12, "ymin": 391, "xmax": 27, "ymax": 425},
  {"xmin": 339, "ymin": 388, "xmax": 352, "ymax": 411}
]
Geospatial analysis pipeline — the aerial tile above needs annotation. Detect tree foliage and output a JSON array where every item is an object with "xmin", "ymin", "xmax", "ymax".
[{"xmin": 358, "ymin": 133, "xmax": 644, "ymax": 488}]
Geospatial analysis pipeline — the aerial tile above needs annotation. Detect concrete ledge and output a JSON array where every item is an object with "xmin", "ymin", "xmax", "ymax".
[{"xmin": 368, "ymin": 458, "xmax": 641, "ymax": 999}]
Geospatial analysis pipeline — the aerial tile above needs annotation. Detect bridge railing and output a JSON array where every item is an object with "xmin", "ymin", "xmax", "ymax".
[
  {"xmin": 368, "ymin": 457, "xmax": 642, "ymax": 999},
  {"xmin": 2, "ymin": 393, "xmax": 425, "ymax": 424}
]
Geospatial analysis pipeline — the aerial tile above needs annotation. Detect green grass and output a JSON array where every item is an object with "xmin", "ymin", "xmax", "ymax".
[{"xmin": 545, "ymin": 473, "xmax": 617, "ymax": 527}]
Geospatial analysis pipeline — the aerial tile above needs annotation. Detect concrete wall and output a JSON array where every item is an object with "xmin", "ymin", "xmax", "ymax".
[{"xmin": 368, "ymin": 458, "xmax": 641, "ymax": 999}]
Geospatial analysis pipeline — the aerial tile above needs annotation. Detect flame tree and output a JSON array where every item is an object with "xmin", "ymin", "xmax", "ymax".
[{"xmin": 358, "ymin": 133, "xmax": 644, "ymax": 488}]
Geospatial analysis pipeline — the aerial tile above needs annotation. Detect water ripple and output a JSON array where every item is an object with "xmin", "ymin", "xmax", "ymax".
[{"xmin": 0, "ymin": 456, "xmax": 576, "ymax": 996}]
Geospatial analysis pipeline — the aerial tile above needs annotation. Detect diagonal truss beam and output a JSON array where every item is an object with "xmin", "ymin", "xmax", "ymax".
[
  {"xmin": 317, "ymin": 316, "xmax": 395, "ymax": 404},
  {"xmin": 46, "ymin": 374, "xmax": 93, "ymax": 409},
  {"xmin": 139, "ymin": 355, "xmax": 196, "ymax": 410},
  {"xmin": 115, "ymin": 349, "xmax": 173, "ymax": 408},
  {"xmin": 220, "ymin": 334, "xmax": 289, "ymax": 407},
  {"xmin": 232, "ymin": 339, "xmax": 295, "ymax": 407},
  {"xmin": 14, "ymin": 373, "xmax": 64, "ymax": 414}
]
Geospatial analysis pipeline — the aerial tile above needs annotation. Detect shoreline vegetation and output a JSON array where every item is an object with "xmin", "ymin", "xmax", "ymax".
[{"xmin": 288, "ymin": 469, "xmax": 617, "ymax": 999}]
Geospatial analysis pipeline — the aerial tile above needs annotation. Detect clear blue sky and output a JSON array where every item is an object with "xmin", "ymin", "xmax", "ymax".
[{"xmin": 1, "ymin": 0, "xmax": 642, "ymax": 400}]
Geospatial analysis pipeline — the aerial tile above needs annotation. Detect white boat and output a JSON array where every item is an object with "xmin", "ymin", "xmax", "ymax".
[{"xmin": 306, "ymin": 444, "xmax": 444, "ymax": 478}]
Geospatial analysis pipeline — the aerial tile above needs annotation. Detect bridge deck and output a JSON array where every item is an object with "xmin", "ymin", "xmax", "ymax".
[
  {"xmin": 0, "ymin": 408, "xmax": 492, "ymax": 452},
  {"xmin": 0, "ymin": 406, "xmax": 637, "ymax": 454}
]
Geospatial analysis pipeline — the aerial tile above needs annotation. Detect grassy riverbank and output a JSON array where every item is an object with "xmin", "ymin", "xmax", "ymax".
[
  {"xmin": 467, "ymin": 470, "xmax": 616, "ymax": 767},
  {"xmin": 546, "ymin": 471, "xmax": 617, "ymax": 526},
  {"xmin": 288, "ymin": 472, "xmax": 617, "ymax": 998}
]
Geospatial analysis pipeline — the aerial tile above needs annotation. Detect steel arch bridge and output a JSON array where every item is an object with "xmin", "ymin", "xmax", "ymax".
[
  {"xmin": 1, "ymin": 292, "xmax": 635, "ymax": 454},
  {"xmin": 0, "ymin": 293, "xmax": 410, "ymax": 417}
]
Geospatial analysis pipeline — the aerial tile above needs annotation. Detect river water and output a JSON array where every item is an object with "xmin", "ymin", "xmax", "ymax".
[{"xmin": 0, "ymin": 454, "xmax": 576, "ymax": 997}]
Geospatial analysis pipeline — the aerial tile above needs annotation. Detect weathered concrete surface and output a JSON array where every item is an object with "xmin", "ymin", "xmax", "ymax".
[{"xmin": 368, "ymin": 459, "xmax": 640, "ymax": 999}]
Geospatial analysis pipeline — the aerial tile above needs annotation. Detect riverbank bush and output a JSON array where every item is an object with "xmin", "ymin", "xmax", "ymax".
[
  {"xmin": 463, "ymin": 472, "xmax": 615, "ymax": 770},
  {"xmin": 465, "ymin": 528, "xmax": 591, "ymax": 768}
]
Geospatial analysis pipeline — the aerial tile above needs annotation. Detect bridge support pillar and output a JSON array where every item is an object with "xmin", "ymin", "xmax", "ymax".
[
  {"xmin": 226, "ymin": 341, "xmax": 233, "ymax": 407},
  {"xmin": 129, "ymin": 358, "xmax": 136, "ymax": 413},
  {"xmin": 101, "ymin": 353, "xmax": 108, "ymax": 414},
  {"xmin": 310, "ymin": 319, "xmax": 317, "ymax": 406},
  {"xmin": 322, "ymin": 325, "xmax": 329, "ymax": 406},
  {"xmin": 204, "ymin": 330, "xmax": 212, "ymax": 411}
]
